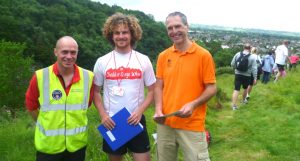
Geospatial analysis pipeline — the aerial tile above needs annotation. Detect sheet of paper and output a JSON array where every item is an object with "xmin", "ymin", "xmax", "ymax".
[{"xmin": 154, "ymin": 111, "xmax": 180, "ymax": 118}]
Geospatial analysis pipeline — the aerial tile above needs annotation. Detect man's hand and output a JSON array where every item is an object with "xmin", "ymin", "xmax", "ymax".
[
  {"xmin": 153, "ymin": 111, "xmax": 166, "ymax": 124},
  {"xmin": 176, "ymin": 102, "xmax": 195, "ymax": 118},
  {"xmin": 101, "ymin": 114, "xmax": 115, "ymax": 131},
  {"xmin": 253, "ymin": 79, "xmax": 257, "ymax": 85},
  {"xmin": 128, "ymin": 110, "xmax": 143, "ymax": 125}
]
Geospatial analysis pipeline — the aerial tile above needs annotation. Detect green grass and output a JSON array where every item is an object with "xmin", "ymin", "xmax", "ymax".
[
  {"xmin": 0, "ymin": 111, "xmax": 36, "ymax": 161},
  {"xmin": 1, "ymin": 70, "xmax": 300, "ymax": 161},
  {"xmin": 207, "ymin": 71, "xmax": 300, "ymax": 161}
]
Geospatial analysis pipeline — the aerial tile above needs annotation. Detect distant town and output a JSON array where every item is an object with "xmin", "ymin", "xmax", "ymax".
[{"xmin": 189, "ymin": 24, "xmax": 300, "ymax": 55}]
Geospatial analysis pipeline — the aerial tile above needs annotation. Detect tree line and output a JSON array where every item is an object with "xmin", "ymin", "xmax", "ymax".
[{"xmin": 0, "ymin": 0, "xmax": 171, "ymax": 70}]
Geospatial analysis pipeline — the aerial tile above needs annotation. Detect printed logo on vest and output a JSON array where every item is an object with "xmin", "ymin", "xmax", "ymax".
[{"xmin": 52, "ymin": 90, "xmax": 62, "ymax": 100}]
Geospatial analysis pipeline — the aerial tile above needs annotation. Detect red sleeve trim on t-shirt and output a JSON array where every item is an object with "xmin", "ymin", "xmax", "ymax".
[{"xmin": 25, "ymin": 74, "xmax": 40, "ymax": 111}]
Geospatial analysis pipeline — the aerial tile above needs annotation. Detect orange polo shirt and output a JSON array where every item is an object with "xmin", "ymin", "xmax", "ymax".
[{"xmin": 156, "ymin": 42, "xmax": 216, "ymax": 132}]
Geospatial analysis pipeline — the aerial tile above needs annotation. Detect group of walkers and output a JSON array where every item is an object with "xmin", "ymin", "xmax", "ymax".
[{"xmin": 230, "ymin": 40, "xmax": 299, "ymax": 110}]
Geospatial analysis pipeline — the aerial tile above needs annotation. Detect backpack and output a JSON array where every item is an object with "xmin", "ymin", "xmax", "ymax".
[{"xmin": 235, "ymin": 52, "xmax": 251, "ymax": 72}]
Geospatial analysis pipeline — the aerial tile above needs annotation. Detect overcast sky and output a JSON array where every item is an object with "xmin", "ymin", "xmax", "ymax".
[{"xmin": 93, "ymin": 0, "xmax": 300, "ymax": 33}]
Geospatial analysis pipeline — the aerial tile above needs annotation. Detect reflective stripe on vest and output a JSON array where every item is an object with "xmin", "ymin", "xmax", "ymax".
[
  {"xmin": 35, "ymin": 66, "xmax": 93, "ymax": 154},
  {"xmin": 36, "ymin": 121, "xmax": 87, "ymax": 136},
  {"xmin": 37, "ymin": 67, "xmax": 90, "ymax": 137},
  {"xmin": 40, "ymin": 67, "xmax": 89, "ymax": 112}
]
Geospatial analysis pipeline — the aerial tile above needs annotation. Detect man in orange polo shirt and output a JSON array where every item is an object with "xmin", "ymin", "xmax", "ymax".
[{"xmin": 153, "ymin": 12, "xmax": 217, "ymax": 161}]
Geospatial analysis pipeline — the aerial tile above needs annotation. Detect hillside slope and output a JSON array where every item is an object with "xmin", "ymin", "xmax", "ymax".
[
  {"xmin": 0, "ymin": 70, "xmax": 299, "ymax": 160},
  {"xmin": 207, "ymin": 70, "xmax": 300, "ymax": 161}
]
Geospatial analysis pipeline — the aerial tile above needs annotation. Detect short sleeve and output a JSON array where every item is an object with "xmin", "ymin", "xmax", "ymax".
[
  {"xmin": 25, "ymin": 74, "xmax": 40, "ymax": 111},
  {"xmin": 93, "ymin": 57, "xmax": 105, "ymax": 87},
  {"xmin": 202, "ymin": 52, "xmax": 216, "ymax": 84},
  {"xmin": 143, "ymin": 56, "xmax": 156, "ymax": 86},
  {"xmin": 156, "ymin": 53, "xmax": 165, "ymax": 79}
]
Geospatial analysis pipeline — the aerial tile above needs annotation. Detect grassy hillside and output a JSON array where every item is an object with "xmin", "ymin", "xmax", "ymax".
[
  {"xmin": 207, "ymin": 71, "xmax": 300, "ymax": 161},
  {"xmin": 1, "ymin": 70, "xmax": 300, "ymax": 161}
]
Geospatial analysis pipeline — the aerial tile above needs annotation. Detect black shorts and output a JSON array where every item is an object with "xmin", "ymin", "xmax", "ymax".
[
  {"xmin": 276, "ymin": 64, "xmax": 285, "ymax": 71},
  {"xmin": 103, "ymin": 115, "xmax": 150, "ymax": 155},
  {"xmin": 234, "ymin": 74, "xmax": 251, "ymax": 91},
  {"xmin": 36, "ymin": 147, "xmax": 86, "ymax": 161},
  {"xmin": 249, "ymin": 74, "xmax": 254, "ymax": 86}
]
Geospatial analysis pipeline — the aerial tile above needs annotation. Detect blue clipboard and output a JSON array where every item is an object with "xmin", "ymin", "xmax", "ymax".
[{"xmin": 97, "ymin": 107, "xmax": 144, "ymax": 151}]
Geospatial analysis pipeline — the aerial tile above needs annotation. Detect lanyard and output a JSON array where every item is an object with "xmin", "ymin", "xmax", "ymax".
[
  {"xmin": 113, "ymin": 50, "xmax": 132, "ymax": 87},
  {"xmin": 106, "ymin": 50, "xmax": 144, "ymax": 115}
]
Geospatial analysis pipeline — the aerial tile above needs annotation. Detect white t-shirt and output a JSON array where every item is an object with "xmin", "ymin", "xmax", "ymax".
[
  {"xmin": 275, "ymin": 44, "xmax": 288, "ymax": 65},
  {"xmin": 93, "ymin": 50, "xmax": 156, "ymax": 116}
]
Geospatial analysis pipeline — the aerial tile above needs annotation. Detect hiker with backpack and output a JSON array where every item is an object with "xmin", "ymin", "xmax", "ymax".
[{"xmin": 230, "ymin": 43, "xmax": 257, "ymax": 110}]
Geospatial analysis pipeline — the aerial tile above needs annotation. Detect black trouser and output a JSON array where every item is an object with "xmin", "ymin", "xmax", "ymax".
[
  {"xmin": 36, "ymin": 147, "xmax": 86, "ymax": 161},
  {"xmin": 257, "ymin": 66, "xmax": 262, "ymax": 80}
]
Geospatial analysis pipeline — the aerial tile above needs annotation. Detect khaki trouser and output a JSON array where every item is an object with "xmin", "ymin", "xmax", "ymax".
[{"xmin": 156, "ymin": 124, "xmax": 210, "ymax": 161}]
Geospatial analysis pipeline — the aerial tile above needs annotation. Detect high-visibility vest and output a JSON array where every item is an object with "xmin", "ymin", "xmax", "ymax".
[{"xmin": 35, "ymin": 65, "xmax": 93, "ymax": 154}]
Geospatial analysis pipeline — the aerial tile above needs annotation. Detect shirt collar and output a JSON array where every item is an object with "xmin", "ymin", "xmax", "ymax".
[
  {"xmin": 171, "ymin": 41, "xmax": 197, "ymax": 54},
  {"xmin": 53, "ymin": 62, "xmax": 80, "ymax": 83}
]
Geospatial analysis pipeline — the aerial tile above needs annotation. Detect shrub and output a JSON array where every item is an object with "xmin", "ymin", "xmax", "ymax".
[
  {"xmin": 0, "ymin": 40, "xmax": 34, "ymax": 118},
  {"xmin": 208, "ymin": 87, "xmax": 230, "ymax": 110},
  {"xmin": 216, "ymin": 66, "xmax": 234, "ymax": 75}
]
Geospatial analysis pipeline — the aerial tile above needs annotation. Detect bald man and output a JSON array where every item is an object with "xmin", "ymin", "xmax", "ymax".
[{"xmin": 25, "ymin": 36, "xmax": 94, "ymax": 161}]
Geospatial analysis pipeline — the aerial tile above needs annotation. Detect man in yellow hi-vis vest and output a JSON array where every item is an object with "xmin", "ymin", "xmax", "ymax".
[{"xmin": 25, "ymin": 36, "xmax": 94, "ymax": 161}]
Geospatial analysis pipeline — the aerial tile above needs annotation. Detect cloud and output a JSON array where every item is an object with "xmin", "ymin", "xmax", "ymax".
[{"xmin": 95, "ymin": 0, "xmax": 300, "ymax": 32}]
